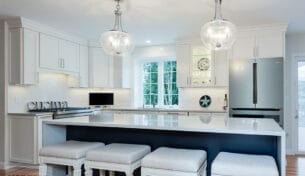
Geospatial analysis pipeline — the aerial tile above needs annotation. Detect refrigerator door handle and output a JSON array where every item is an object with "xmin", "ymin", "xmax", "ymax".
[{"xmin": 253, "ymin": 62, "xmax": 258, "ymax": 105}]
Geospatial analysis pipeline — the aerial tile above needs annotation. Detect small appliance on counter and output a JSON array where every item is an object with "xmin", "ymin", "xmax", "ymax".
[
  {"xmin": 27, "ymin": 101, "xmax": 94, "ymax": 119},
  {"xmin": 89, "ymin": 92, "xmax": 114, "ymax": 108}
]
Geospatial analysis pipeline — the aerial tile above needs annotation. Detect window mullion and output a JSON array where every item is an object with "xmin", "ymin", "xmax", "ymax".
[{"xmin": 158, "ymin": 61, "xmax": 164, "ymax": 107}]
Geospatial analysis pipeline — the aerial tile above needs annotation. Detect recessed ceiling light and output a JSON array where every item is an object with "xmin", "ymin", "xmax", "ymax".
[{"xmin": 145, "ymin": 40, "xmax": 151, "ymax": 44}]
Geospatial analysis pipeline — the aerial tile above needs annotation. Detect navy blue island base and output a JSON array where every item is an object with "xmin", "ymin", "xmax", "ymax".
[{"xmin": 66, "ymin": 126, "xmax": 279, "ymax": 176}]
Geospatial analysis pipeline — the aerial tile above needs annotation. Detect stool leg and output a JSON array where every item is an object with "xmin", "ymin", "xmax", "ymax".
[
  {"xmin": 39, "ymin": 164, "xmax": 47, "ymax": 176},
  {"xmin": 109, "ymin": 171, "xmax": 115, "ymax": 176},
  {"xmin": 72, "ymin": 165, "xmax": 82, "ymax": 176},
  {"xmin": 99, "ymin": 170, "xmax": 106, "ymax": 176},
  {"xmin": 125, "ymin": 171, "xmax": 133, "ymax": 176},
  {"xmin": 84, "ymin": 165, "xmax": 92, "ymax": 176},
  {"xmin": 68, "ymin": 166, "xmax": 73, "ymax": 176}
]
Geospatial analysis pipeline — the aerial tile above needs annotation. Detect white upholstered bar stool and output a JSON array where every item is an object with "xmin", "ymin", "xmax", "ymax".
[
  {"xmin": 141, "ymin": 147, "xmax": 207, "ymax": 176},
  {"xmin": 39, "ymin": 140, "xmax": 104, "ymax": 176},
  {"xmin": 211, "ymin": 152, "xmax": 279, "ymax": 176},
  {"xmin": 84, "ymin": 143, "xmax": 151, "ymax": 176}
]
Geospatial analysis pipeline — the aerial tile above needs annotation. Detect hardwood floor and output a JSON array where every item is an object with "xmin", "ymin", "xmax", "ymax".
[
  {"xmin": 0, "ymin": 166, "xmax": 38, "ymax": 176},
  {"xmin": 0, "ymin": 155, "xmax": 304, "ymax": 176},
  {"xmin": 286, "ymin": 155, "xmax": 305, "ymax": 176}
]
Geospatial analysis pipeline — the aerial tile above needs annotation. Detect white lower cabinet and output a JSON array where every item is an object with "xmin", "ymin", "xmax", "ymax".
[{"xmin": 9, "ymin": 114, "xmax": 52, "ymax": 164}]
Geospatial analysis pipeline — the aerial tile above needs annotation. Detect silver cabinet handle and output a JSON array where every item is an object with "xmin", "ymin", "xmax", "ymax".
[
  {"xmin": 62, "ymin": 59, "xmax": 65, "ymax": 68},
  {"xmin": 58, "ymin": 58, "xmax": 61, "ymax": 68},
  {"xmin": 256, "ymin": 46, "xmax": 259, "ymax": 58}
]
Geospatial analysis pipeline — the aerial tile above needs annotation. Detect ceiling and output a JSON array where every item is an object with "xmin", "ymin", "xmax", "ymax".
[{"xmin": 0, "ymin": 0, "xmax": 305, "ymax": 46}]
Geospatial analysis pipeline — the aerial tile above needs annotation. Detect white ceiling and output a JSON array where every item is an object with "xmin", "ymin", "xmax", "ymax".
[{"xmin": 0, "ymin": 0, "xmax": 305, "ymax": 46}]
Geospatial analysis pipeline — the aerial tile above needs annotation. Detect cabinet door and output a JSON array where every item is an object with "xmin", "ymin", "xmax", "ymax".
[
  {"xmin": 231, "ymin": 34, "xmax": 256, "ymax": 59},
  {"xmin": 23, "ymin": 29, "xmax": 39, "ymax": 85},
  {"xmin": 256, "ymin": 31, "xmax": 284, "ymax": 59},
  {"xmin": 39, "ymin": 34, "xmax": 60, "ymax": 70},
  {"xmin": 9, "ymin": 28, "xmax": 39, "ymax": 85},
  {"xmin": 60, "ymin": 40, "xmax": 79, "ymax": 72},
  {"xmin": 191, "ymin": 46, "xmax": 212, "ymax": 87},
  {"xmin": 9, "ymin": 116, "xmax": 35, "ymax": 164},
  {"xmin": 213, "ymin": 50, "xmax": 228, "ymax": 87},
  {"xmin": 176, "ymin": 44, "xmax": 191, "ymax": 87},
  {"xmin": 79, "ymin": 45, "xmax": 89, "ymax": 87},
  {"xmin": 111, "ymin": 56, "xmax": 123, "ymax": 88},
  {"xmin": 89, "ymin": 47, "xmax": 111, "ymax": 88}
]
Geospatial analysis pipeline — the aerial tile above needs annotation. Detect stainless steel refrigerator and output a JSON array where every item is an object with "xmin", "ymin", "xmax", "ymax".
[{"xmin": 229, "ymin": 57, "xmax": 284, "ymax": 126}]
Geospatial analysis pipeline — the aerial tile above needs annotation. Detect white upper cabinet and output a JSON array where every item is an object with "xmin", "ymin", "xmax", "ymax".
[
  {"xmin": 176, "ymin": 44, "xmax": 191, "ymax": 88},
  {"xmin": 79, "ymin": 45, "xmax": 89, "ymax": 87},
  {"xmin": 59, "ymin": 40, "xmax": 79, "ymax": 72},
  {"xmin": 39, "ymin": 33, "xmax": 79, "ymax": 73},
  {"xmin": 67, "ymin": 45, "xmax": 89, "ymax": 88},
  {"xmin": 231, "ymin": 33, "xmax": 256, "ymax": 59},
  {"xmin": 255, "ymin": 31, "xmax": 284, "ymax": 59},
  {"xmin": 231, "ymin": 29, "xmax": 285, "ymax": 59},
  {"xmin": 89, "ymin": 47, "xmax": 111, "ymax": 88},
  {"xmin": 176, "ymin": 43, "xmax": 228, "ymax": 88},
  {"xmin": 88, "ymin": 46, "xmax": 130, "ymax": 88},
  {"xmin": 9, "ymin": 28, "xmax": 39, "ymax": 85},
  {"xmin": 213, "ymin": 50, "xmax": 229, "ymax": 87},
  {"xmin": 39, "ymin": 33, "xmax": 60, "ymax": 70}
]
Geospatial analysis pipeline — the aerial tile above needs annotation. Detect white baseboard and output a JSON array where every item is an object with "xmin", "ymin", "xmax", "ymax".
[
  {"xmin": 0, "ymin": 162, "xmax": 38, "ymax": 170},
  {"xmin": 0, "ymin": 162, "xmax": 19, "ymax": 170}
]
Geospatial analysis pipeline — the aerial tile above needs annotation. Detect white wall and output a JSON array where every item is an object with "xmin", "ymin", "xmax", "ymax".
[
  {"xmin": 285, "ymin": 33, "xmax": 305, "ymax": 153},
  {"xmin": 0, "ymin": 20, "xmax": 6, "ymax": 164},
  {"xmin": 131, "ymin": 45, "xmax": 227, "ymax": 110},
  {"xmin": 8, "ymin": 73, "xmax": 132, "ymax": 113},
  {"xmin": 8, "ymin": 73, "xmax": 69, "ymax": 112}
]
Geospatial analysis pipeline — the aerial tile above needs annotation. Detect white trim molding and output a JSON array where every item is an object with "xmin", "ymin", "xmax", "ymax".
[{"xmin": 4, "ymin": 16, "xmax": 88, "ymax": 45}]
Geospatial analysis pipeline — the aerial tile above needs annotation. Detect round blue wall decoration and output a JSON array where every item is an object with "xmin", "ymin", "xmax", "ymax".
[{"xmin": 199, "ymin": 95, "xmax": 211, "ymax": 108}]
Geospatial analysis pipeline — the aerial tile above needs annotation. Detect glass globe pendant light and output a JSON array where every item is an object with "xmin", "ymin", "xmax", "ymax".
[
  {"xmin": 200, "ymin": 0, "xmax": 236, "ymax": 50},
  {"xmin": 100, "ymin": 0, "xmax": 134, "ymax": 56}
]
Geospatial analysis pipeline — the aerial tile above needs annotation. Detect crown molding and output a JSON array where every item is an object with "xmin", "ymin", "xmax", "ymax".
[
  {"xmin": 176, "ymin": 23, "xmax": 289, "ymax": 44},
  {"xmin": 4, "ymin": 16, "xmax": 89, "ymax": 46}
]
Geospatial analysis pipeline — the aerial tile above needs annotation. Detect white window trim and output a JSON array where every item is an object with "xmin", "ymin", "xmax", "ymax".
[{"xmin": 138, "ymin": 57, "xmax": 178, "ymax": 109}]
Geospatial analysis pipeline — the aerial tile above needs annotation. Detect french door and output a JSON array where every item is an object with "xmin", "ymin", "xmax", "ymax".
[{"xmin": 296, "ymin": 58, "xmax": 305, "ymax": 153}]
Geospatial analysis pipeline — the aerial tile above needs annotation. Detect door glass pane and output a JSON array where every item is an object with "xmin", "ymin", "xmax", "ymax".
[
  {"xmin": 191, "ymin": 46, "xmax": 212, "ymax": 86},
  {"xmin": 298, "ymin": 60, "xmax": 305, "ymax": 152}
]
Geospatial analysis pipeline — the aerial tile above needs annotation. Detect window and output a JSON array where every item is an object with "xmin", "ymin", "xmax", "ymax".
[{"xmin": 142, "ymin": 60, "xmax": 179, "ymax": 108}]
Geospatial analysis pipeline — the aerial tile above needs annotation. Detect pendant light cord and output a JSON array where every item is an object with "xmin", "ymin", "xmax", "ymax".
[
  {"xmin": 214, "ymin": 0, "xmax": 223, "ymax": 20},
  {"xmin": 112, "ymin": 0, "xmax": 124, "ymax": 32}
]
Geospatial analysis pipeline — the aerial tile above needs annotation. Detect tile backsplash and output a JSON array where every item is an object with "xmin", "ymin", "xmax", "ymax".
[
  {"xmin": 179, "ymin": 88, "xmax": 228, "ymax": 111},
  {"xmin": 8, "ymin": 73, "xmax": 132, "ymax": 113}
]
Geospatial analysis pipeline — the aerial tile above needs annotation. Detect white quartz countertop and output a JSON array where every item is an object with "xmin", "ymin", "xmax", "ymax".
[
  {"xmin": 102, "ymin": 108, "xmax": 228, "ymax": 113},
  {"xmin": 43, "ymin": 112, "xmax": 284, "ymax": 137}
]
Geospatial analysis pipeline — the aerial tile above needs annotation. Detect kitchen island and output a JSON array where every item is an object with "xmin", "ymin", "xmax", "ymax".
[{"xmin": 42, "ymin": 112, "xmax": 285, "ymax": 176}]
